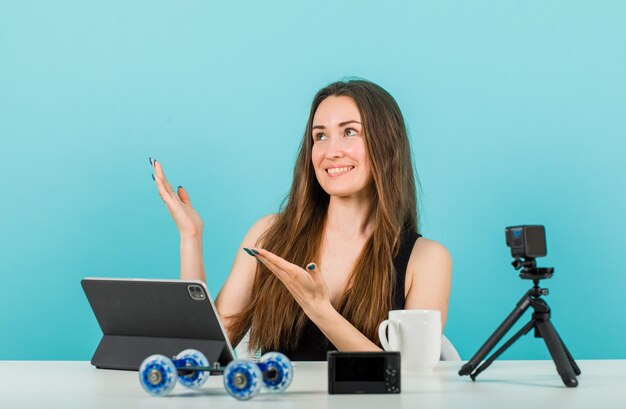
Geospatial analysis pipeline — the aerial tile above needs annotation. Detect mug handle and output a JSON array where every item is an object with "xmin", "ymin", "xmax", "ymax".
[{"xmin": 378, "ymin": 319, "xmax": 392, "ymax": 351}]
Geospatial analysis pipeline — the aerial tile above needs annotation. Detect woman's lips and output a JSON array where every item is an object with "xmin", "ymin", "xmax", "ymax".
[{"xmin": 326, "ymin": 166, "xmax": 355, "ymax": 176}]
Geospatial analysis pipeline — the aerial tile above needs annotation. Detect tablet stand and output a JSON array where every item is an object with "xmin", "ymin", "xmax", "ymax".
[{"xmin": 92, "ymin": 335, "xmax": 230, "ymax": 371}]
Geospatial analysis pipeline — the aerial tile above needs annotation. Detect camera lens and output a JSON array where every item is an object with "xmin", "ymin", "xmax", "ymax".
[{"xmin": 188, "ymin": 285, "xmax": 206, "ymax": 300}]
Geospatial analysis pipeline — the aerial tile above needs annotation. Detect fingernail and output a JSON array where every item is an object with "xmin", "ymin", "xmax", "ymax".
[
  {"xmin": 178, "ymin": 186, "xmax": 183, "ymax": 190},
  {"xmin": 151, "ymin": 173, "xmax": 155, "ymax": 181},
  {"xmin": 307, "ymin": 264, "xmax": 315, "ymax": 270},
  {"xmin": 243, "ymin": 248, "xmax": 253, "ymax": 256},
  {"xmin": 149, "ymin": 157, "xmax": 152, "ymax": 165},
  {"xmin": 251, "ymin": 249, "xmax": 259, "ymax": 255}
]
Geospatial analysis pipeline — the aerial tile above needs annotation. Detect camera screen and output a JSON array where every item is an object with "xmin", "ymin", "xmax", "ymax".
[{"xmin": 335, "ymin": 356, "xmax": 385, "ymax": 382}]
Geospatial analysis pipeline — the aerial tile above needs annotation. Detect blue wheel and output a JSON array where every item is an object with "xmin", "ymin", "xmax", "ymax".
[
  {"xmin": 258, "ymin": 352, "xmax": 294, "ymax": 392},
  {"xmin": 175, "ymin": 349, "xmax": 210, "ymax": 389},
  {"xmin": 139, "ymin": 354, "xmax": 177, "ymax": 397},
  {"xmin": 223, "ymin": 360, "xmax": 263, "ymax": 400}
]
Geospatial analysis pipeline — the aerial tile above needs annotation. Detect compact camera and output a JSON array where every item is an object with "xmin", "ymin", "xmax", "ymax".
[{"xmin": 327, "ymin": 351, "xmax": 401, "ymax": 394}]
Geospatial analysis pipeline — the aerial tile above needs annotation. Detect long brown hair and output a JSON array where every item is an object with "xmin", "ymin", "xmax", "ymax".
[{"xmin": 229, "ymin": 79, "xmax": 419, "ymax": 352}]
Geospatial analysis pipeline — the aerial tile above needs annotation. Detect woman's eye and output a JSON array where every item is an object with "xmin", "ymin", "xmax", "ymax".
[
  {"xmin": 314, "ymin": 133, "xmax": 327, "ymax": 141},
  {"xmin": 345, "ymin": 128, "xmax": 358, "ymax": 137}
]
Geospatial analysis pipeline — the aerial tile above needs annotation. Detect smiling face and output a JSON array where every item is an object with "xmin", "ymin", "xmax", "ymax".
[{"xmin": 311, "ymin": 96, "xmax": 373, "ymax": 199}]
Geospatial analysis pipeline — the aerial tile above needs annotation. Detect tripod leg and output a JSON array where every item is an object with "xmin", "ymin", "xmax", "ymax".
[
  {"xmin": 459, "ymin": 290, "xmax": 533, "ymax": 376},
  {"xmin": 470, "ymin": 320, "xmax": 535, "ymax": 381},
  {"xmin": 535, "ymin": 319, "xmax": 578, "ymax": 387},
  {"xmin": 557, "ymin": 333, "xmax": 581, "ymax": 376}
]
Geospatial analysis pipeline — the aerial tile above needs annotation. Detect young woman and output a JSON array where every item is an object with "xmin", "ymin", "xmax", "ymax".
[{"xmin": 150, "ymin": 79, "xmax": 452, "ymax": 360}]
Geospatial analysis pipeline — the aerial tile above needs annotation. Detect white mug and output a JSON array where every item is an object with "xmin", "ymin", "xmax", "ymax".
[{"xmin": 378, "ymin": 309, "xmax": 441, "ymax": 371}]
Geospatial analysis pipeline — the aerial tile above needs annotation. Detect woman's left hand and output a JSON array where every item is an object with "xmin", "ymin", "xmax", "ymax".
[{"xmin": 247, "ymin": 248, "xmax": 331, "ymax": 314}]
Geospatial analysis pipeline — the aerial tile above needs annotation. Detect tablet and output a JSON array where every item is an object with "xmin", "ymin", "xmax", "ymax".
[{"xmin": 81, "ymin": 277, "xmax": 236, "ymax": 370}]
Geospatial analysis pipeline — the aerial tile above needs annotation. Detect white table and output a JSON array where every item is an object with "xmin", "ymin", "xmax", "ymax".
[{"xmin": 1, "ymin": 360, "xmax": 625, "ymax": 409}]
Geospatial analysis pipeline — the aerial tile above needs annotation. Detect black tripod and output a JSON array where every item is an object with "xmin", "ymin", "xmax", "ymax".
[{"xmin": 458, "ymin": 258, "xmax": 581, "ymax": 387}]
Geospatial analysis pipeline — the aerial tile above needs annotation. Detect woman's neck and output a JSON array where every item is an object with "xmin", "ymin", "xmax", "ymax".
[{"xmin": 326, "ymin": 194, "xmax": 375, "ymax": 239}]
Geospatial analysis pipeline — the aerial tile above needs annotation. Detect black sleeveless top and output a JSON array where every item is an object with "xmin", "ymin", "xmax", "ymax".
[{"xmin": 276, "ymin": 230, "xmax": 421, "ymax": 361}]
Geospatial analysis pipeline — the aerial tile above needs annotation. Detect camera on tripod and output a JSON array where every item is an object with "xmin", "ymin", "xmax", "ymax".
[
  {"xmin": 458, "ymin": 224, "xmax": 580, "ymax": 387},
  {"xmin": 505, "ymin": 225, "xmax": 553, "ymax": 280}
]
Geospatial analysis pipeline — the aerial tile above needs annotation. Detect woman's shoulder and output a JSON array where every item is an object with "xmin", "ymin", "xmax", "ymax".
[
  {"xmin": 404, "ymin": 236, "xmax": 452, "ymax": 325},
  {"xmin": 251, "ymin": 213, "xmax": 279, "ymax": 230},
  {"xmin": 243, "ymin": 214, "xmax": 280, "ymax": 246},
  {"xmin": 407, "ymin": 237, "xmax": 452, "ymax": 275}
]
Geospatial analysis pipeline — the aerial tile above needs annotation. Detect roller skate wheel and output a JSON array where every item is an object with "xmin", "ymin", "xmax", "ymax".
[
  {"xmin": 139, "ymin": 354, "xmax": 177, "ymax": 397},
  {"xmin": 259, "ymin": 352, "xmax": 294, "ymax": 392},
  {"xmin": 223, "ymin": 360, "xmax": 263, "ymax": 400},
  {"xmin": 175, "ymin": 349, "xmax": 210, "ymax": 389}
]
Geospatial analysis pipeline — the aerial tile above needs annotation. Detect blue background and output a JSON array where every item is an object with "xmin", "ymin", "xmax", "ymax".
[{"xmin": 1, "ymin": 0, "xmax": 624, "ymax": 360}]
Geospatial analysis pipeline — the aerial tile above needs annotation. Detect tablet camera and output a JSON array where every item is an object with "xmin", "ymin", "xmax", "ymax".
[{"xmin": 187, "ymin": 285, "xmax": 206, "ymax": 301}]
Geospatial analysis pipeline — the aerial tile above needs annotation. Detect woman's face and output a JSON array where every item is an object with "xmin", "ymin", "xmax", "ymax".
[{"xmin": 311, "ymin": 96, "xmax": 373, "ymax": 198}]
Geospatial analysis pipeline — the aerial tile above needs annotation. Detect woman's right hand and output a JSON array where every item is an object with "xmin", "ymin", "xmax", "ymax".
[{"xmin": 150, "ymin": 158, "xmax": 204, "ymax": 239}]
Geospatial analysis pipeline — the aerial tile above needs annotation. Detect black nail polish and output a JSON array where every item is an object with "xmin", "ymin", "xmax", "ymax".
[
  {"xmin": 149, "ymin": 157, "xmax": 152, "ymax": 165},
  {"xmin": 243, "ymin": 248, "xmax": 253, "ymax": 256},
  {"xmin": 151, "ymin": 174, "xmax": 155, "ymax": 181},
  {"xmin": 307, "ymin": 264, "xmax": 315, "ymax": 270},
  {"xmin": 252, "ymin": 249, "xmax": 259, "ymax": 255},
  {"xmin": 178, "ymin": 186, "xmax": 183, "ymax": 190}
]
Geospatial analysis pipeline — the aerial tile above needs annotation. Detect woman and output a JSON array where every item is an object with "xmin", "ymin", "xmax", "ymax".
[{"xmin": 150, "ymin": 79, "xmax": 452, "ymax": 360}]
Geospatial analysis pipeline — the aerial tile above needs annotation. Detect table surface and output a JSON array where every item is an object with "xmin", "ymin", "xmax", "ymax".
[{"xmin": 1, "ymin": 360, "xmax": 625, "ymax": 409}]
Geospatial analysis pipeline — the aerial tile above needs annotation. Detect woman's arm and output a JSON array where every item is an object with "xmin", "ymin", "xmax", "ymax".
[
  {"xmin": 250, "ymin": 250, "xmax": 382, "ymax": 351},
  {"xmin": 180, "ymin": 236, "xmax": 206, "ymax": 282},
  {"xmin": 214, "ymin": 214, "xmax": 277, "ymax": 346},
  {"xmin": 251, "ymin": 237, "xmax": 452, "ymax": 351},
  {"xmin": 404, "ymin": 238, "xmax": 453, "ymax": 329},
  {"xmin": 149, "ymin": 159, "xmax": 276, "ymax": 345},
  {"xmin": 151, "ymin": 159, "xmax": 206, "ymax": 282},
  {"xmin": 307, "ymin": 302, "xmax": 382, "ymax": 351}
]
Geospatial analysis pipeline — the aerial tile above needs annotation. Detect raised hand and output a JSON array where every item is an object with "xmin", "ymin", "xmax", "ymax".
[{"xmin": 150, "ymin": 158, "xmax": 204, "ymax": 239}]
